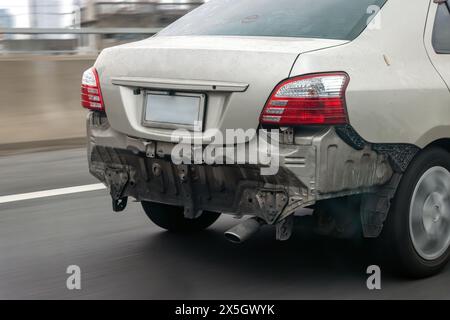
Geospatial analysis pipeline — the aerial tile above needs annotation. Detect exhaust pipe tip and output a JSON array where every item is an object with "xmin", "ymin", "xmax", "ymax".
[
  {"xmin": 224, "ymin": 231, "xmax": 245, "ymax": 244},
  {"xmin": 224, "ymin": 217, "xmax": 264, "ymax": 244}
]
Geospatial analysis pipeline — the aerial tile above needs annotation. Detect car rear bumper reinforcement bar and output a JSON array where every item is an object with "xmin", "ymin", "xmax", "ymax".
[{"xmin": 87, "ymin": 112, "xmax": 394, "ymax": 224}]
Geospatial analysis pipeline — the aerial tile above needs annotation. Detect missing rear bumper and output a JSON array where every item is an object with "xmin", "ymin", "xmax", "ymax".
[{"xmin": 87, "ymin": 112, "xmax": 395, "ymax": 224}]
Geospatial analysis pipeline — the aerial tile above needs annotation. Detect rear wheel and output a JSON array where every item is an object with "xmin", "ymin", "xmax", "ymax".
[
  {"xmin": 141, "ymin": 201, "xmax": 221, "ymax": 232},
  {"xmin": 381, "ymin": 147, "xmax": 450, "ymax": 278}
]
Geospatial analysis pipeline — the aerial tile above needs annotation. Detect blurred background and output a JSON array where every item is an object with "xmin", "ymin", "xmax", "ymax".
[{"xmin": 0, "ymin": 0, "xmax": 206, "ymax": 153}]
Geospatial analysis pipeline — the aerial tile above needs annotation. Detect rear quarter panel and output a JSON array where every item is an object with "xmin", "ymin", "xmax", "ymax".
[{"xmin": 290, "ymin": 0, "xmax": 450, "ymax": 148}]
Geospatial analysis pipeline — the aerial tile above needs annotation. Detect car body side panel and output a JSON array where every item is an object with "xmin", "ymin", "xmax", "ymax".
[
  {"xmin": 418, "ymin": 2, "xmax": 450, "ymax": 147},
  {"xmin": 290, "ymin": 0, "xmax": 450, "ymax": 148}
]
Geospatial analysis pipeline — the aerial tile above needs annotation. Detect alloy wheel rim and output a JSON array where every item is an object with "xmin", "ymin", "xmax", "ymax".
[{"xmin": 409, "ymin": 166, "xmax": 450, "ymax": 261}]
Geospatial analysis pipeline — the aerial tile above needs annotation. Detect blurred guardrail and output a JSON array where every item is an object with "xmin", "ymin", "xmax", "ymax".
[
  {"xmin": 0, "ymin": 28, "xmax": 161, "ymax": 55},
  {"xmin": 0, "ymin": 0, "xmax": 205, "ymax": 154},
  {"xmin": 92, "ymin": 1, "xmax": 202, "ymax": 15},
  {"xmin": 0, "ymin": 55, "xmax": 96, "ymax": 153},
  {"xmin": 0, "ymin": 28, "xmax": 161, "ymax": 35},
  {"xmin": 0, "ymin": 29, "xmax": 162, "ymax": 154}
]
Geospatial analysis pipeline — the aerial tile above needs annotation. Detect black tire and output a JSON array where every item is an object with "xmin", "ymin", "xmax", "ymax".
[
  {"xmin": 141, "ymin": 201, "xmax": 221, "ymax": 232},
  {"xmin": 380, "ymin": 147, "xmax": 450, "ymax": 278}
]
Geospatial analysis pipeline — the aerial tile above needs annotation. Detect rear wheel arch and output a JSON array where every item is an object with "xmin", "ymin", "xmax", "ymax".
[
  {"xmin": 377, "ymin": 146, "xmax": 450, "ymax": 277},
  {"xmin": 359, "ymin": 144, "xmax": 448, "ymax": 239},
  {"xmin": 425, "ymin": 138, "xmax": 450, "ymax": 154}
]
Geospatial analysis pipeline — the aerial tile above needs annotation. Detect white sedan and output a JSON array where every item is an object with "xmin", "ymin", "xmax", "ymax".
[{"xmin": 81, "ymin": 0, "xmax": 450, "ymax": 278}]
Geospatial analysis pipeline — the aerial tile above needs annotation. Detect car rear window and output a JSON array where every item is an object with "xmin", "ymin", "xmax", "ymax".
[
  {"xmin": 158, "ymin": 0, "xmax": 387, "ymax": 40},
  {"xmin": 432, "ymin": 3, "xmax": 450, "ymax": 54}
]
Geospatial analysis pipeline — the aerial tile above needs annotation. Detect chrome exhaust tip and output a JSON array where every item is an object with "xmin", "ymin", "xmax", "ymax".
[{"xmin": 224, "ymin": 217, "xmax": 265, "ymax": 244}]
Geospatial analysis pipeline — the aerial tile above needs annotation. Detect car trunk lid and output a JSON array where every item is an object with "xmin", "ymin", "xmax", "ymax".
[{"xmin": 95, "ymin": 35, "xmax": 348, "ymax": 143}]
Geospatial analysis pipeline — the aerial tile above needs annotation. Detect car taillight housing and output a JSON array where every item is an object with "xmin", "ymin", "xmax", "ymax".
[
  {"xmin": 260, "ymin": 73, "xmax": 349, "ymax": 126},
  {"xmin": 81, "ymin": 67, "xmax": 105, "ymax": 111}
]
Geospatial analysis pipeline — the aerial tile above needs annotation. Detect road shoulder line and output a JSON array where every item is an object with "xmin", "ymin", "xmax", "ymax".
[{"xmin": 0, "ymin": 184, "xmax": 106, "ymax": 204}]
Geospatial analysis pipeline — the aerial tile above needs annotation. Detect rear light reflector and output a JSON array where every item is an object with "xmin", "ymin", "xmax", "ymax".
[
  {"xmin": 260, "ymin": 73, "xmax": 349, "ymax": 126},
  {"xmin": 81, "ymin": 67, "xmax": 105, "ymax": 111}
]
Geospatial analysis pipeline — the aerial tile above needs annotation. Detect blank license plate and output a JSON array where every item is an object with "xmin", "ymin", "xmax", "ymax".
[{"xmin": 143, "ymin": 92, "xmax": 205, "ymax": 130}]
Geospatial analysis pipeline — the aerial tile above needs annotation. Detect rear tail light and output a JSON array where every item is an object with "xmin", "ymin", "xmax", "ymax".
[
  {"xmin": 260, "ymin": 73, "xmax": 349, "ymax": 126},
  {"xmin": 81, "ymin": 67, "xmax": 105, "ymax": 111}
]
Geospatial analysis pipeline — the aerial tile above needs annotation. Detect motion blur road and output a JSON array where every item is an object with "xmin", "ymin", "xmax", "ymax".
[{"xmin": 0, "ymin": 148, "xmax": 449, "ymax": 300}]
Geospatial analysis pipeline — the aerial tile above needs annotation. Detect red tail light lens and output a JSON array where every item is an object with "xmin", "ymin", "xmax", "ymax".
[
  {"xmin": 260, "ymin": 73, "xmax": 349, "ymax": 126},
  {"xmin": 81, "ymin": 67, "xmax": 105, "ymax": 111}
]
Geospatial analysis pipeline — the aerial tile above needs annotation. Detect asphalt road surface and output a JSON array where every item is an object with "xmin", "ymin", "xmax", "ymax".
[{"xmin": 0, "ymin": 148, "xmax": 449, "ymax": 300}]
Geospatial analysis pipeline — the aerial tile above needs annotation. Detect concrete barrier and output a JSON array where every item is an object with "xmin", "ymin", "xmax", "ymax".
[{"xmin": 0, "ymin": 55, "xmax": 96, "ymax": 153}]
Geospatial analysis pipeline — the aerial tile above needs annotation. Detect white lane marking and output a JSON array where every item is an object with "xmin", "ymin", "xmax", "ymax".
[{"xmin": 0, "ymin": 184, "xmax": 107, "ymax": 204}]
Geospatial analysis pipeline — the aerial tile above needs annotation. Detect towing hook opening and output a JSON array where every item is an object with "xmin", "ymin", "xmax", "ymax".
[{"xmin": 224, "ymin": 217, "xmax": 266, "ymax": 244}]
